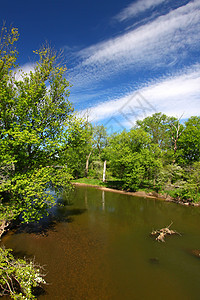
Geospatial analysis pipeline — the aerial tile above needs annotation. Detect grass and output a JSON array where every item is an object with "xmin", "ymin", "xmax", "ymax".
[
  {"xmin": 72, "ymin": 177, "xmax": 105, "ymax": 186},
  {"xmin": 72, "ymin": 177, "xmax": 125, "ymax": 190}
]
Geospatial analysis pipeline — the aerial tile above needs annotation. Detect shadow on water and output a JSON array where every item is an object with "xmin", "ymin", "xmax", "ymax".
[
  {"xmin": 12, "ymin": 187, "xmax": 87, "ymax": 236},
  {"xmin": 15, "ymin": 205, "xmax": 87, "ymax": 236}
]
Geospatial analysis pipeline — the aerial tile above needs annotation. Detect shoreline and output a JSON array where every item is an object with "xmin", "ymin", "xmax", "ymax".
[
  {"xmin": 72, "ymin": 182, "xmax": 200, "ymax": 207},
  {"xmin": 73, "ymin": 182, "xmax": 158, "ymax": 199}
]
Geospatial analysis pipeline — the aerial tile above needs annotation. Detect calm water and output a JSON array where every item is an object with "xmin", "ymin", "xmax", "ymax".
[{"xmin": 2, "ymin": 186, "xmax": 200, "ymax": 299}]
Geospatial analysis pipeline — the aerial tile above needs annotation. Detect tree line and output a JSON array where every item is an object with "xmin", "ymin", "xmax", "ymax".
[{"xmin": 68, "ymin": 113, "xmax": 200, "ymax": 203}]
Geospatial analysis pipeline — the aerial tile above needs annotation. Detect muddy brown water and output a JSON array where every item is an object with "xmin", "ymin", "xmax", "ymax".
[{"xmin": 2, "ymin": 186, "xmax": 200, "ymax": 299}]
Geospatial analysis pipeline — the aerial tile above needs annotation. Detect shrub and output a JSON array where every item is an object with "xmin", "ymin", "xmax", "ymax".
[{"xmin": 0, "ymin": 247, "xmax": 46, "ymax": 299}]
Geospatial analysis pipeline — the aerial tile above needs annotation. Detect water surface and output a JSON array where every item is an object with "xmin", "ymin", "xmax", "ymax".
[{"xmin": 2, "ymin": 186, "xmax": 200, "ymax": 299}]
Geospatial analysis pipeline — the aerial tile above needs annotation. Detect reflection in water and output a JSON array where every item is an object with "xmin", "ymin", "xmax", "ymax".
[
  {"xmin": 84, "ymin": 189, "xmax": 88, "ymax": 209},
  {"xmin": 102, "ymin": 190, "xmax": 105, "ymax": 211},
  {"xmin": 2, "ymin": 186, "xmax": 200, "ymax": 300}
]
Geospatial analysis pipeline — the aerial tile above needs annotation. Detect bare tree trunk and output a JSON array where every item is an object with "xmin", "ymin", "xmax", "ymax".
[
  {"xmin": 85, "ymin": 151, "xmax": 92, "ymax": 177},
  {"xmin": 170, "ymin": 116, "xmax": 185, "ymax": 164},
  {"xmin": 103, "ymin": 160, "xmax": 106, "ymax": 182}
]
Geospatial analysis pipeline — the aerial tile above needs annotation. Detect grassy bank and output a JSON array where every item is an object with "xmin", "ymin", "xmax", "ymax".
[{"xmin": 71, "ymin": 178, "xmax": 125, "ymax": 190}]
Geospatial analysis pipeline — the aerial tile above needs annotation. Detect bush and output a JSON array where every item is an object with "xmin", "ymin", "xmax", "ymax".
[{"xmin": 0, "ymin": 247, "xmax": 46, "ymax": 299}]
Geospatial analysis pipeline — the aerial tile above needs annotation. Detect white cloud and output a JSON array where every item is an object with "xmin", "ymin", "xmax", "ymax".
[
  {"xmin": 114, "ymin": 0, "xmax": 166, "ymax": 22},
  {"xmin": 80, "ymin": 65, "xmax": 200, "ymax": 125},
  {"xmin": 15, "ymin": 63, "xmax": 35, "ymax": 81},
  {"xmin": 70, "ymin": 0, "xmax": 200, "ymax": 88}
]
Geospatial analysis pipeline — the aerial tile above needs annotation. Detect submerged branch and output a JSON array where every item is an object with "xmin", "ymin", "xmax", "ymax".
[{"xmin": 151, "ymin": 222, "xmax": 181, "ymax": 242}]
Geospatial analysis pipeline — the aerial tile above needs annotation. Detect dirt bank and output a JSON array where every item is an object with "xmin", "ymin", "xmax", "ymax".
[
  {"xmin": 72, "ymin": 182, "xmax": 200, "ymax": 206},
  {"xmin": 73, "ymin": 182, "xmax": 163, "ymax": 200}
]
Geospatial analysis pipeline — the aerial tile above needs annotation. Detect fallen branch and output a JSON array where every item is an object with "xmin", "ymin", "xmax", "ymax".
[
  {"xmin": 151, "ymin": 222, "xmax": 181, "ymax": 242},
  {"xmin": 0, "ymin": 220, "xmax": 10, "ymax": 239}
]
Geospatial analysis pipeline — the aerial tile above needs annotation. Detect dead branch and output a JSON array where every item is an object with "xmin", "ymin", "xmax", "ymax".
[
  {"xmin": 151, "ymin": 222, "xmax": 181, "ymax": 242},
  {"xmin": 0, "ymin": 220, "xmax": 10, "ymax": 239}
]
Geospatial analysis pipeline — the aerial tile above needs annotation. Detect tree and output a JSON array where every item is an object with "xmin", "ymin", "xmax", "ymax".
[
  {"xmin": 0, "ymin": 24, "xmax": 19, "ymax": 80},
  {"xmin": 136, "ymin": 112, "xmax": 186, "ymax": 165},
  {"xmin": 170, "ymin": 116, "xmax": 184, "ymax": 155},
  {"xmin": 105, "ymin": 129, "xmax": 162, "ymax": 191},
  {"xmin": 136, "ymin": 113, "xmax": 176, "ymax": 150},
  {"xmin": 176, "ymin": 116, "xmax": 200, "ymax": 165},
  {"xmin": 83, "ymin": 124, "xmax": 108, "ymax": 178},
  {"xmin": 61, "ymin": 117, "xmax": 93, "ymax": 178},
  {"xmin": 0, "ymin": 26, "xmax": 76, "ymax": 232},
  {"xmin": 92, "ymin": 125, "xmax": 108, "ymax": 157}
]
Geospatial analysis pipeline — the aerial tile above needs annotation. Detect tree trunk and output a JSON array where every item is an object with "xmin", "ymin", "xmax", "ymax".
[
  {"xmin": 102, "ymin": 160, "xmax": 106, "ymax": 182},
  {"xmin": 85, "ymin": 151, "xmax": 92, "ymax": 177}
]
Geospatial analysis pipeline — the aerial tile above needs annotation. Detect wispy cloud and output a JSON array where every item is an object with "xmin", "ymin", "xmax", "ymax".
[
  {"xmin": 80, "ymin": 65, "xmax": 200, "ymax": 125},
  {"xmin": 114, "ymin": 0, "xmax": 166, "ymax": 22},
  {"xmin": 70, "ymin": 0, "xmax": 200, "ymax": 89}
]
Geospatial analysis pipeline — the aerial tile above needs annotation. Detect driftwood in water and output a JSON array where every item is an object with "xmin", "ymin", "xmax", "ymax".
[
  {"xmin": 0, "ymin": 220, "xmax": 10, "ymax": 239},
  {"xmin": 151, "ymin": 222, "xmax": 181, "ymax": 242},
  {"xmin": 189, "ymin": 249, "xmax": 200, "ymax": 259}
]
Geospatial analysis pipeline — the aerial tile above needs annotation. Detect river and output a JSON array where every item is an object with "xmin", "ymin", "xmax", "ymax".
[{"xmin": 2, "ymin": 185, "xmax": 200, "ymax": 299}]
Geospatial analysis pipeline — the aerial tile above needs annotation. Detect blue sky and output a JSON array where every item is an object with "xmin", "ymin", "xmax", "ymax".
[{"xmin": 1, "ymin": 0, "xmax": 200, "ymax": 132}]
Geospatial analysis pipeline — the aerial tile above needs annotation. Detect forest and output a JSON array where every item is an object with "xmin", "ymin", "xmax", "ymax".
[
  {"xmin": 75, "ymin": 113, "xmax": 200, "ymax": 204},
  {"xmin": 0, "ymin": 25, "xmax": 200, "ymax": 299}
]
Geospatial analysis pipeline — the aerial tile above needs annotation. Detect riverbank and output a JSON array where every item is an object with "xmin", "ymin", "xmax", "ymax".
[
  {"xmin": 72, "ymin": 180, "xmax": 200, "ymax": 207},
  {"xmin": 73, "ymin": 182, "xmax": 158, "ymax": 199}
]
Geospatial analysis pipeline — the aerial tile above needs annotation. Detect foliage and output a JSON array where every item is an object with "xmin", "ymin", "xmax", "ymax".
[
  {"xmin": 73, "ymin": 112, "xmax": 200, "ymax": 202},
  {"xmin": 156, "ymin": 164, "xmax": 185, "ymax": 188},
  {"xmin": 0, "ymin": 26, "xmax": 77, "ymax": 225},
  {"xmin": 0, "ymin": 24, "xmax": 19, "ymax": 79},
  {"xmin": 136, "ymin": 112, "xmax": 176, "ymax": 150},
  {"xmin": 176, "ymin": 116, "xmax": 200, "ymax": 165},
  {"xmin": 62, "ymin": 118, "xmax": 93, "ymax": 178},
  {"xmin": 105, "ymin": 129, "xmax": 162, "ymax": 191},
  {"xmin": 92, "ymin": 125, "xmax": 108, "ymax": 157},
  {"xmin": 0, "ymin": 247, "xmax": 46, "ymax": 299},
  {"xmin": 72, "ymin": 177, "xmax": 105, "ymax": 186}
]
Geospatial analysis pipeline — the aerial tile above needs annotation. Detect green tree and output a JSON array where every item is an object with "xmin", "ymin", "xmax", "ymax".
[
  {"xmin": 0, "ymin": 26, "xmax": 76, "ymax": 231},
  {"xmin": 105, "ymin": 129, "xmax": 162, "ymax": 191},
  {"xmin": 61, "ymin": 117, "xmax": 93, "ymax": 178},
  {"xmin": 136, "ymin": 112, "xmax": 185, "ymax": 165},
  {"xmin": 136, "ymin": 113, "xmax": 175, "ymax": 149},
  {"xmin": 176, "ymin": 116, "xmax": 200, "ymax": 165},
  {"xmin": 87, "ymin": 124, "xmax": 108, "ymax": 179},
  {"xmin": 92, "ymin": 125, "xmax": 108, "ymax": 157}
]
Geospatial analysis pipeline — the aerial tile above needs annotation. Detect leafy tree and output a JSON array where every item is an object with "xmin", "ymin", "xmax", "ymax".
[
  {"xmin": 176, "ymin": 116, "xmax": 200, "ymax": 165},
  {"xmin": 0, "ymin": 24, "xmax": 19, "ymax": 80},
  {"xmin": 61, "ymin": 117, "xmax": 93, "ymax": 178},
  {"xmin": 136, "ymin": 113, "xmax": 175, "ymax": 149},
  {"xmin": 166, "ymin": 161, "xmax": 200, "ymax": 202},
  {"xmin": 92, "ymin": 125, "xmax": 108, "ymax": 157},
  {"xmin": 156, "ymin": 164, "xmax": 185, "ymax": 188},
  {"xmin": 0, "ymin": 26, "xmax": 76, "ymax": 230},
  {"xmin": 136, "ymin": 112, "xmax": 186, "ymax": 165},
  {"xmin": 105, "ymin": 129, "xmax": 162, "ymax": 191}
]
